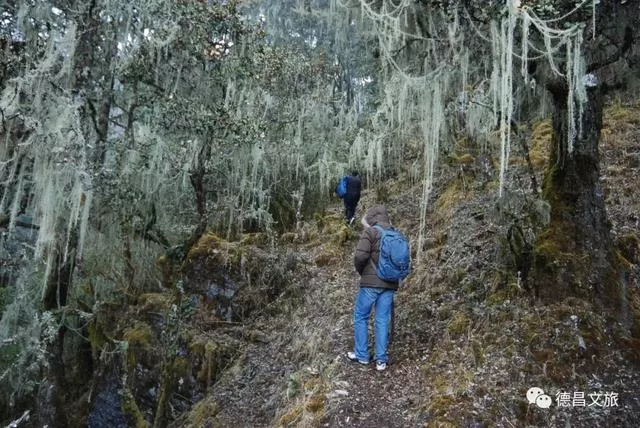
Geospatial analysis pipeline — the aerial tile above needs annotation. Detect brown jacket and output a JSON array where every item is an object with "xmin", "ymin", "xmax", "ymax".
[{"xmin": 354, "ymin": 205, "xmax": 399, "ymax": 290}]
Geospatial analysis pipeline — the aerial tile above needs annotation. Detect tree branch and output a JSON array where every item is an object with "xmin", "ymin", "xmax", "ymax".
[{"xmin": 587, "ymin": 26, "xmax": 634, "ymax": 73}]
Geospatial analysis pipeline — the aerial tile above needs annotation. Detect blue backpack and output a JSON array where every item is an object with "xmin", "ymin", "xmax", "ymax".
[
  {"xmin": 336, "ymin": 176, "xmax": 348, "ymax": 198},
  {"xmin": 373, "ymin": 225, "xmax": 411, "ymax": 282}
]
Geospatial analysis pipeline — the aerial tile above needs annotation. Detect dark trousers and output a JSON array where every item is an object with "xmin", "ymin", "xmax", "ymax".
[{"xmin": 343, "ymin": 195, "xmax": 359, "ymax": 221}]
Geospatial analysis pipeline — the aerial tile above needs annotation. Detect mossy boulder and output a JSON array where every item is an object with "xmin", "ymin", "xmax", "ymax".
[
  {"xmin": 123, "ymin": 322, "xmax": 154, "ymax": 350},
  {"xmin": 186, "ymin": 333, "xmax": 239, "ymax": 390},
  {"xmin": 137, "ymin": 293, "xmax": 173, "ymax": 313},
  {"xmin": 240, "ymin": 232, "xmax": 269, "ymax": 247}
]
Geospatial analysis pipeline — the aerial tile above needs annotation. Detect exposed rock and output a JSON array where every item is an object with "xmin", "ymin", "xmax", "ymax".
[{"xmin": 86, "ymin": 374, "xmax": 128, "ymax": 428}]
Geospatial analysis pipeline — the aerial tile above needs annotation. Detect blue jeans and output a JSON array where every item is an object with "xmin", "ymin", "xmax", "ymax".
[{"xmin": 353, "ymin": 287, "xmax": 395, "ymax": 363}]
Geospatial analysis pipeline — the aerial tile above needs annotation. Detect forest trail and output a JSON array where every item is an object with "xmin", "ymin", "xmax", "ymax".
[
  {"xmin": 313, "ymin": 253, "xmax": 427, "ymax": 427},
  {"xmin": 206, "ymin": 101, "xmax": 640, "ymax": 427},
  {"xmin": 206, "ymin": 201, "xmax": 431, "ymax": 427}
]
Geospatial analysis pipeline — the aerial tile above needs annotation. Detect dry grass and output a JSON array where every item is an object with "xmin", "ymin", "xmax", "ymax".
[
  {"xmin": 528, "ymin": 119, "xmax": 552, "ymax": 170},
  {"xmin": 276, "ymin": 366, "xmax": 334, "ymax": 427},
  {"xmin": 185, "ymin": 396, "xmax": 221, "ymax": 428},
  {"xmin": 433, "ymin": 178, "xmax": 475, "ymax": 224}
]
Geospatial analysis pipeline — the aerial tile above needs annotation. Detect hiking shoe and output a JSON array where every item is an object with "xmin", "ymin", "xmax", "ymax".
[
  {"xmin": 376, "ymin": 361, "xmax": 387, "ymax": 371},
  {"xmin": 347, "ymin": 352, "xmax": 369, "ymax": 365}
]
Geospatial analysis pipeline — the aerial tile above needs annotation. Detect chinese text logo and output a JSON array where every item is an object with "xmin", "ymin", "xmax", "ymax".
[{"xmin": 527, "ymin": 387, "xmax": 619, "ymax": 409}]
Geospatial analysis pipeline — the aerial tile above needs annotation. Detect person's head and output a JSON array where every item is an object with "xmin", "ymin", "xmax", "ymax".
[
  {"xmin": 351, "ymin": 170, "xmax": 359, "ymax": 177},
  {"xmin": 363, "ymin": 205, "xmax": 390, "ymax": 227}
]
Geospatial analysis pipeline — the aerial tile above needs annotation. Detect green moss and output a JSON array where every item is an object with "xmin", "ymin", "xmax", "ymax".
[
  {"xmin": 122, "ymin": 388, "xmax": 148, "ymax": 428},
  {"xmin": 138, "ymin": 293, "xmax": 173, "ymax": 313},
  {"xmin": 314, "ymin": 247, "xmax": 341, "ymax": 267},
  {"xmin": 485, "ymin": 292, "xmax": 504, "ymax": 306},
  {"xmin": 448, "ymin": 312, "xmax": 470, "ymax": 336},
  {"xmin": 435, "ymin": 178, "xmax": 474, "ymax": 224},
  {"xmin": 188, "ymin": 337, "xmax": 220, "ymax": 388},
  {"xmin": 616, "ymin": 233, "xmax": 639, "ymax": 265},
  {"xmin": 172, "ymin": 356, "xmax": 189, "ymax": 379},
  {"xmin": 529, "ymin": 120, "xmax": 552, "ymax": 169},
  {"xmin": 313, "ymin": 212, "xmax": 325, "ymax": 231},
  {"xmin": 448, "ymin": 153, "xmax": 475, "ymax": 165},
  {"xmin": 186, "ymin": 233, "xmax": 233, "ymax": 264},
  {"xmin": 123, "ymin": 322, "xmax": 153, "ymax": 351},
  {"xmin": 187, "ymin": 396, "xmax": 220, "ymax": 427},
  {"xmin": 0, "ymin": 343, "xmax": 20, "ymax": 373},
  {"xmin": 88, "ymin": 320, "xmax": 108, "ymax": 359},
  {"xmin": 486, "ymin": 270, "xmax": 521, "ymax": 305},
  {"xmin": 533, "ymin": 237, "xmax": 563, "ymax": 268},
  {"xmin": 320, "ymin": 214, "xmax": 346, "ymax": 235},
  {"xmin": 198, "ymin": 342, "xmax": 218, "ymax": 387},
  {"xmin": 240, "ymin": 233, "xmax": 268, "ymax": 247},
  {"xmin": 532, "ymin": 218, "xmax": 578, "ymax": 278},
  {"xmin": 332, "ymin": 225, "xmax": 350, "ymax": 245}
]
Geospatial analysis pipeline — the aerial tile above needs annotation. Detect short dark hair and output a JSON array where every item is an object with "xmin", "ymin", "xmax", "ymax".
[{"xmin": 351, "ymin": 170, "xmax": 359, "ymax": 176}]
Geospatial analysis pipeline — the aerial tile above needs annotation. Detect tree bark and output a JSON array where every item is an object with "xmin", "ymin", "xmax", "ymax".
[{"xmin": 533, "ymin": 83, "xmax": 613, "ymax": 303}]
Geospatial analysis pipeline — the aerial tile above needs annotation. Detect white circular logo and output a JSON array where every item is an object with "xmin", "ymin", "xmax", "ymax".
[{"xmin": 526, "ymin": 387, "xmax": 544, "ymax": 405}]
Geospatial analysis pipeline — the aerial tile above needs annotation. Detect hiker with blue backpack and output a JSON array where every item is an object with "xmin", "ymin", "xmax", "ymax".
[
  {"xmin": 335, "ymin": 171, "xmax": 361, "ymax": 225},
  {"xmin": 347, "ymin": 205, "xmax": 411, "ymax": 371}
]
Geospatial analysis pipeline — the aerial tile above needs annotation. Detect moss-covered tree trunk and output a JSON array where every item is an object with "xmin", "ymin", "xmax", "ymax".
[
  {"xmin": 533, "ymin": 83, "xmax": 613, "ymax": 302},
  {"xmin": 38, "ymin": 1, "xmax": 116, "ymax": 423}
]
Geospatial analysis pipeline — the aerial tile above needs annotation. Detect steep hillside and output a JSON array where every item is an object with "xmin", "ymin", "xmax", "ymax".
[
  {"xmin": 5, "ymin": 102, "xmax": 637, "ymax": 428},
  {"xmin": 177, "ymin": 100, "xmax": 640, "ymax": 427}
]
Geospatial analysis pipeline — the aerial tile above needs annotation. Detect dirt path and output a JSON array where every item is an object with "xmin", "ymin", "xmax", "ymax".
[
  {"xmin": 208, "ymin": 217, "xmax": 430, "ymax": 427},
  {"xmin": 320, "ymin": 334, "xmax": 426, "ymax": 427},
  {"xmin": 310, "ymin": 242, "xmax": 428, "ymax": 427}
]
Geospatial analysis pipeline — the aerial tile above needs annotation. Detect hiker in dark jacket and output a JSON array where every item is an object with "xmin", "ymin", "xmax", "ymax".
[
  {"xmin": 347, "ymin": 205, "xmax": 398, "ymax": 371},
  {"xmin": 343, "ymin": 171, "xmax": 361, "ymax": 225}
]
